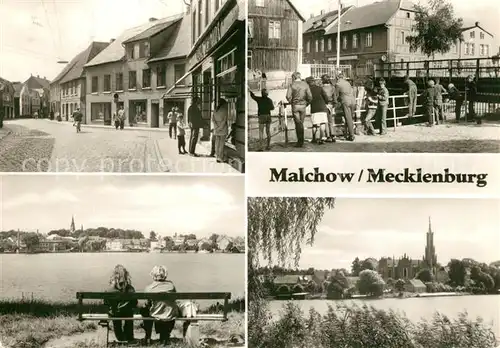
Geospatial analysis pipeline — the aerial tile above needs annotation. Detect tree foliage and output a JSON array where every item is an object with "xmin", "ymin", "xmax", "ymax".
[
  {"xmin": 22, "ymin": 233, "xmax": 40, "ymax": 252},
  {"xmin": 351, "ymin": 257, "xmax": 362, "ymax": 276},
  {"xmin": 406, "ymin": 0, "xmax": 464, "ymax": 58},
  {"xmin": 448, "ymin": 259, "xmax": 467, "ymax": 286},
  {"xmin": 357, "ymin": 270, "xmax": 385, "ymax": 297},
  {"xmin": 395, "ymin": 279, "xmax": 406, "ymax": 292},
  {"xmin": 416, "ymin": 268, "xmax": 433, "ymax": 283}
]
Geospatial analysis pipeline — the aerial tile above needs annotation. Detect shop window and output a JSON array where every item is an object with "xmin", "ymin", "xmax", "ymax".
[
  {"xmin": 142, "ymin": 69, "xmax": 151, "ymax": 88},
  {"xmin": 157, "ymin": 66, "xmax": 166, "ymax": 87},
  {"xmin": 104, "ymin": 75, "xmax": 111, "ymax": 92},
  {"xmin": 129, "ymin": 71, "xmax": 137, "ymax": 89},
  {"xmin": 342, "ymin": 35, "xmax": 347, "ymax": 50},
  {"xmin": 327, "ymin": 37, "xmax": 332, "ymax": 51},
  {"xmin": 175, "ymin": 64, "xmax": 186, "ymax": 86},
  {"xmin": 91, "ymin": 76, "xmax": 98, "ymax": 93},
  {"xmin": 480, "ymin": 32, "xmax": 484, "ymax": 40},
  {"xmin": 116, "ymin": 73, "xmax": 123, "ymax": 91}
]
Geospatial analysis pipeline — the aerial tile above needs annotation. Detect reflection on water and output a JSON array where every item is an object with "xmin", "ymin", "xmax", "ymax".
[
  {"xmin": 270, "ymin": 295, "xmax": 500, "ymax": 338},
  {"xmin": 0, "ymin": 253, "xmax": 244, "ymax": 302}
]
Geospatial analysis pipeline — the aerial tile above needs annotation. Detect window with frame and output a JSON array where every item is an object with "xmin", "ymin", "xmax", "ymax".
[
  {"xmin": 104, "ymin": 75, "xmax": 111, "ymax": 92},
  {"xmin": 248, "ymin": 19, "xmax": 253, "ymax": 38},
  {"xmin": 139, "ymin": 42, "xmax": 150, "ymax": 58},
  {"xmin": 470, "ymin": 43, "xmax": 475, "ymax": 55},
  {"xmin": 464, "ymin": 43, "xmax": 470, "ymax": 55},
  {"xmin": 72, "ymin": 82, "xmax": 76, "ymax": 95},
  {"xmin": 400, "ymin": 31, "xmax": 405, "ymax": 45},
  {"xmin": 91, "ymin": 76, "xmax": 98, "ymax": 93},
  {"xmin": 116, "ymin": 73, "xmax": 123, "ymax": 91},
  {"xmin": 129, "ymin": 71, "xmax": 137, "ymax": 89},
  {"xmin": 142, "ymin": 69, "xmax": 151, "ymax": 88},
  {"xmin": 315, "ymin": 39, "xmax": 318, "ymax": 52},
  {"xmin": 406, "ymin": 12, "xmax": 410, "ymax": 18},
  {"xmin": 256, "ymin": 0, "xmax": 264, "ymax": 6},
  {"xmin": 306, "ymin": 40, "xmax": 310, "ymax": 53},
  {"xmin": 470, "ymin": 31, "xmax": 475, "ymax": 38},
  {"xmin": 352, "ymin": 33, "xmax": 358, "ymax": 49},
  {"xmin": 268, "ymin": 20, "xmax": 281, "ymax": 39},
  {"xmin": 174, "ymin": 64, "xmax": 186, "ymax": 85},
  {"xmin": 128, "ymin": 45, "xmax": 135, "ymax": 59},
  {"xmin": 486, "ymin": 45, "xmax": 489, "ymax": 56},
  {"xmin": 320, "ymin": 38, "xmax": 324, "ymax": 52},
  {"xmin": 156, "ymin": 66, "xmax": 166, "ymax": 87},
  {"xmin": 480, "ymin": 32, "xmax": 485, "ymax": 40},
  {"xmin": 134, "ymin": 43, "xmax": 140, "ymax": 59},
  {"xmin": 365, "ymin": 32, "xmax": 373, "ymax": 47},
  {"xmin": 342, "ymin": 35, "xmax": 347, "ymax": 49},
  {"xmin": 247, "ymin": 50, "xmax": 252, "ymax": 70},
  {"xmin": 327, "ymin": 37, "xmax": 332, "ymax": 51}
]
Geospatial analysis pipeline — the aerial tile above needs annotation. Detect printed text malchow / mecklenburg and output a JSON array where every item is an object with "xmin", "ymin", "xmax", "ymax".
[{"xmin": 269, "ymin": 168, "xmax": 488, "ymax": 187}]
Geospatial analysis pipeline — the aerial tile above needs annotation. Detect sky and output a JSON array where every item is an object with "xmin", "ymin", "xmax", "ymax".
[
  {"xmin": 294, "ymin": 0, "xmax": 500, "ymax": 47},
  {"xmin": 0, "ymin": 175, "xmax": 245, "ymax": 238},
  {"xmin": 292, "ymin": 198, "xmax": 500, "ymax": 270},
  {"xmin": 0, "ymin": 0, "xmax": 186, "ymax": 82}
]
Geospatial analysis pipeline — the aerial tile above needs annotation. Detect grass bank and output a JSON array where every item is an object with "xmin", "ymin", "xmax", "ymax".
[
  {"xmin": 249, "ymin": 299, "xmax": 498, "ymax": 348},
  {"xmin": 0, "ymin": 298, "xmax": 245, "ymax": 348}
]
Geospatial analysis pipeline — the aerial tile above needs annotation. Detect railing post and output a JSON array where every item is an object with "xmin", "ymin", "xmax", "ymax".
[
  {"xmin": 476, "ymin": 58, "xmax": 480, "ymax": 79},
  {"xmin": 392, "ymin": 96, "xmax": 397, "ymax": 131},
  {"xmin": 406, "ymin": 62, "xmax": 410, "ymax": 77},
  {"xmin": 448, "ymin": 60, "xmax": 453, "ymax": 81},
  {"xmin": 283, "ymin": 104, "xmax": 289, "ymax": 145}
]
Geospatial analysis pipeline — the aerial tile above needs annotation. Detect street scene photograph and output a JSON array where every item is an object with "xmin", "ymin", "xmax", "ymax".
[
  {"xmin": 0, "ymin": 0, "xmax": 245, "ymax": 173},
  {"xmin": 248, "ymin": 197, "xmax": 500, "ymax": 348},
  {"xmin": 0, "ymin": 175, "xmax": 245, "ymax": 348},
  {"xmin": 247, "ymin": 0, "xmax": 500, "ymax": 153}
]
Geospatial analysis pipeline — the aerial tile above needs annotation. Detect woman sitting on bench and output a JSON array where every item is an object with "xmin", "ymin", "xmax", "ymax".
[
  {"xmin": 105, "ymin": 264, "xmax": 138, "ymax": 343},
  {"xmin": 141, "ymin": 265, "xmax": 179, "ymax": 346}
]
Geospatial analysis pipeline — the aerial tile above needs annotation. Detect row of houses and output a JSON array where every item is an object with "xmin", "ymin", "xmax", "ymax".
[
  {"xmin": 0, "ymin": 75, "xmax": 50, "ymax": 119},
  {"xmin": 247, "ymin": 0, "xmax": 498, "ymax": 82},
  {"xmin": 150, "ymin": 234, "xmax": 245, "ymax": 252},
  {"xmin": 49, "ymin": 0, "xmax": 245, "ymax": 167}
]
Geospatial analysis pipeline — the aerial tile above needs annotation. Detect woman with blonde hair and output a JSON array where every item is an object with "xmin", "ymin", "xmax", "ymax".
[
  {"xmin": 104, "ymin": 264, "xmax": 137, "ymax": 343},
  {"xmin": 141, "ymin": 265, "xmax": 179, "ymax": 346}
]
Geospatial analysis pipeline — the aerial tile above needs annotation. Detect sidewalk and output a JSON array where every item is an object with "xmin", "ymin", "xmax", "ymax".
[{"xmin": 0, "ymin": 127, "xmax": 12, "ymax": 141}]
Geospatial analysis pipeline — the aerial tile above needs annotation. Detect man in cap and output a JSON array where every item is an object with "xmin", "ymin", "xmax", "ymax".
[
  {"xmin": 422, "ymin": 80, "xmax": 437, "ymax": 126},
  {"xmin": 334, "ymin": 71, "xmax": 356, "ymax": 141},
  {"xmin": 286, "ymin": 71, "xmax": 312, "ymax": 147}
]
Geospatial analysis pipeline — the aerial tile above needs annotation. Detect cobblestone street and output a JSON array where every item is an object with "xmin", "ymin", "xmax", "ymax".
[{"xmin": 0, "ymin": 119, "xmax": 238, "ymax": 173}]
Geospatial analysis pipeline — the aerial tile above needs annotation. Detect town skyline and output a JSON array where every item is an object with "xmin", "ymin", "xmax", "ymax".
[
  {"xmin": 0, "ymin": 0, "xmax": 186, "ymax": 82},
  {"xmin": 292, "ymin": 198, "xmax": 499, "ymax": 270},
  {"xmin": 1, "ymin": 175, "xmax": 245, "ymax": 237}
]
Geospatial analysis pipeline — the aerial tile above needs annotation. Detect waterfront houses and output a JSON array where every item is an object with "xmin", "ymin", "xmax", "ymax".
[
  {"xmin": 0, "ymin": 77, "xmax": 16, "ymax": 120},
  {"xmin": 50, "ymin": 41, "xmax": 109, "ymax": 121},
  {"xmin": 83, "ymin": 15, "xmax": 189, "ymax": 127}
]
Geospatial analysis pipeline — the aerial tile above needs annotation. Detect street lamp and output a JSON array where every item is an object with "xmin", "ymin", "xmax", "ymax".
[{"xmin": 336, "ymin": 0, "xmax": 342, "ymax": 70}]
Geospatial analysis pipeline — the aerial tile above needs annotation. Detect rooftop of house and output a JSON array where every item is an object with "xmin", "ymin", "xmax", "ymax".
[
  {"xmin": 303, "ymin": 7, "xmax": 351, "ymax": 33},
  {"xmin": 56, "ymin": 41, "xmax": 109, "ymax": 84},
  {"xmin": 24, "ymin": 75, "xmax": 50, "ymax": 89},
  {"xmin": 286, "ymin": 0, "xmax": 306, "ymax": 22},
  {"xmin": 460, "ymin": 20, "xmax": 494, "ymax": 37},
  {"xmin": 406, "ymin": 279, "xmax": 426, "ymax": 288},
  {"xmin": 85, "ymin": 14, "xmax": 183, "ymax": 68},
  {"xmin": 325, "ymin": 0, "xmax": 401, "ymax": 35},
  {"xmin": 148, "ymin": 15, "xmax": 191, "ymax": 63},
  {"xmin": 123, "ymin": 16, "xmax": 182, "ymax": 44}
]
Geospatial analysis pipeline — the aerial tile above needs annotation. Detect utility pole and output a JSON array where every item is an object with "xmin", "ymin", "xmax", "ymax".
[{"xmin": 336, "ymin": 0, "xmax": 341, "ymax": 70}]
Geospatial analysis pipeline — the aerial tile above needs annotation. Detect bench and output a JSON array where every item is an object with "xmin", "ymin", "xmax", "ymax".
[{"xmin": 76, "ymin": 291, "xmax": 231, "ymax": 347}]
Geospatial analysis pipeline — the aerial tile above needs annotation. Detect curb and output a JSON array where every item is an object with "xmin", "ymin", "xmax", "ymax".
[{"xmin": 0, "ymin": 128, "xmax": 12, "ymax": 141}]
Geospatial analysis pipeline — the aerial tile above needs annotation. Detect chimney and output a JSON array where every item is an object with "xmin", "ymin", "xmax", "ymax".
[
  {"xmin": 110, "ymin": 38, "xmax": 115, "ymax": 43},
  {"xmin": 310, "ymin": 13, "xmax": 314, "ymax": 19},
  {"xmin": 149, "ymin": 17, "xmax": 158, "ymax": 22},
  {"xmin": 320, "ymin": 10, "xmax": 325, "ymax": 15},
  {"xmin": 475, "ymin": 21, "xmax": 479, "ymax": 26},
  {"xmin": 37, "ymin": 75, "xmax": 39, "ymax": 78}
]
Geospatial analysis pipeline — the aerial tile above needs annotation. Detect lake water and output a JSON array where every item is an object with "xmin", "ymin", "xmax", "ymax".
[
  {"xmin": 270, "ymin": 295, "xmax": 500, "ymax": 339},
  {"xmin": 0, "ymin": 253, "xmax": 245, "ymax": 302}
]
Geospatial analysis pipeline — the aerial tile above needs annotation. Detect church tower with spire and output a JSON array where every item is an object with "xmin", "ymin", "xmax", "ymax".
[
  {"xmin": 70, "ymin": 216, "xmax": 76, "ymax": 234},
  {"xmin": 424, "ymin": 216, "xmax": 438, "ymax": 272}
]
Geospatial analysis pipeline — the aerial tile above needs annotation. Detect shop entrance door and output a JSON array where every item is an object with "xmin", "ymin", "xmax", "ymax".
[
  {"xmin": 151, "ymin": 101, "xmax": 160, "ymax": 128},
  {"xmin": 201, "ymin": 70, "xmax": 212, "ymax": 140}
]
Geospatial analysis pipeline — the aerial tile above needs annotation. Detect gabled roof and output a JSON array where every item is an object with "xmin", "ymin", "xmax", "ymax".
[
  {"xmin": 286, "ymin": 0, "xmax": 306, "ymax": 22},
  {"xmin": 326, "ymin": 0, "xmax": 401, "ymax": 35},
  {"xmin": 123, "ymin": 16, "xmax": 182, "ymax": 44},
  {"xmin": 460, "ymin": 21, "xmax": 494, "ymax": 38},
  {"xmin": 86, "ymin": 15, "xmax": 185, "ymax": 68},
  {"xmin": 407, "ymin": 279, "xmax": 426, "ymax": 288},
  {"xmin": 12, "ymin": 82, "xmax": 23, "ymax": 97},
  {"xmin": 24, "ymin": 75, "xmax": 50, "ymax": 89},
  {"xmin": 148, "ymin": 16, "xmax": 191, "ymax": 62},
  {"xmin": 58, "ymin": 42, "xmax": 109, "ymax": 84},
  {"xmin": 303, "ymin": 7, "xmax": 351, "ymax": 33},
  {"xmin": 399, "ymin": 0, "xmax": 417, "ymax": 11}
]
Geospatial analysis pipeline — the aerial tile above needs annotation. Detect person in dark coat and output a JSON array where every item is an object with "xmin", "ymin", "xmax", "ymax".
[
  {"xmin": 433, "ymin": 77, "xmax": 447, "ymax": 124},
  {"xmin": 286, "ymin": 72, "xmax": 312, "ymax": 147},
  {"xmin": 334, "ymin": 72, "xmax": 356, "ymax": 141},
  {"xmin": 447, "ymin": 83, "xmax": 464, "ymax": 122},
  {"xmin": 104, "ymin": 265, "xmax": 137, "ymax": 343},
  {"xmin": 250, "ymin": 89, "xmax": 274, "ymax": 150},
  {"xmin": 403, "ymin": 75, "xmax": 418, "ymax": 121},
  {"xmin": 187, "ymin": 98, "xmax": 203, "ymax": 156},
  {"xmin": 422, "ymin": 80, "xmax": 437, "ymax": 126},
  {"xmin": 465, "ymin": 75, "xmax": 480, "ymax": 124},
  {"xmin": 307, "ymin": 77, "xmax": 329, "ymax": 144},
  {"xmin": 321, "ymin": 75, "xmax": 336, "ymax": 142}
]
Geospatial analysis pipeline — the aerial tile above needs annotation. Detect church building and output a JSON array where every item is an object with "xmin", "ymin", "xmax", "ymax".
[{"xmin": 378, "ymin": 217, "xmax": 438, "ymax": 281}]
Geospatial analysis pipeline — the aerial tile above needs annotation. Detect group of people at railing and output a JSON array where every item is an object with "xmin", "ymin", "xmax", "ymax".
[
  {"xmin": 103, "ymin": 264, "xmax": 179, "ymax": 346},
  {"xmin": 250, "ymin": 70, "xmax": 482, "ymax": 150}
]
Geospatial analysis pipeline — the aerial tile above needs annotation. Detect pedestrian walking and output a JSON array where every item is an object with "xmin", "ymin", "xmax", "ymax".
[
  {"xmin": 286, "ymin": 71, "xmax": 312, "ymax": 147},
  {"xmin": 447, "ymin": 83, "xmax": 464, "ymax": 122},
  {"xmin": 213, "ymin": 98, "xmax": 229, "ymax": 163},
  {"xmin": 422, "ymin": 80, "xmax": 437, "ymax": 126},
  {"xmin": 72, "ymin": 107, "xmax": 83, "ymax": 133},
  {"xmin": 403, "ymin": 75, "xmax": 418, "ymax": 121},
  {"xmin": 321, "ymin": 75, "xmax": 337, "ymax": 142},
  {"xmin": 307, "ymin": 77, "xmax": 329, "ymax": 144},
  {"xmin": 250, "ymin": 89, "xmax": 274, "ymax": 151},
  {"xmin": 176, "ymin": 115, "xmax": 188, "ymax": 154},
  {"xmin": 187, "ymin": 98, "xmax": 203, "ymax": 156},
  {"xmin": 433, "ymin": 77, "xmax": 447, "ymax": 124},
  {"xmin": 465, "ymin": 75, "xmax": 480, "ymax": 124},
  {"xmin": 376, "ymin": 78, "xmax": 389, "ymax": 135},
  {"xmin": 335, "ymin": 71, "xmax": 356, "ymax": 141},
  {"xmin": 168, "ymin": 107, "xmax": 178, "ymax": 139},
  {"xmin": 117, "ymin": 106, "xmax": 125, "ymax": 130}
]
